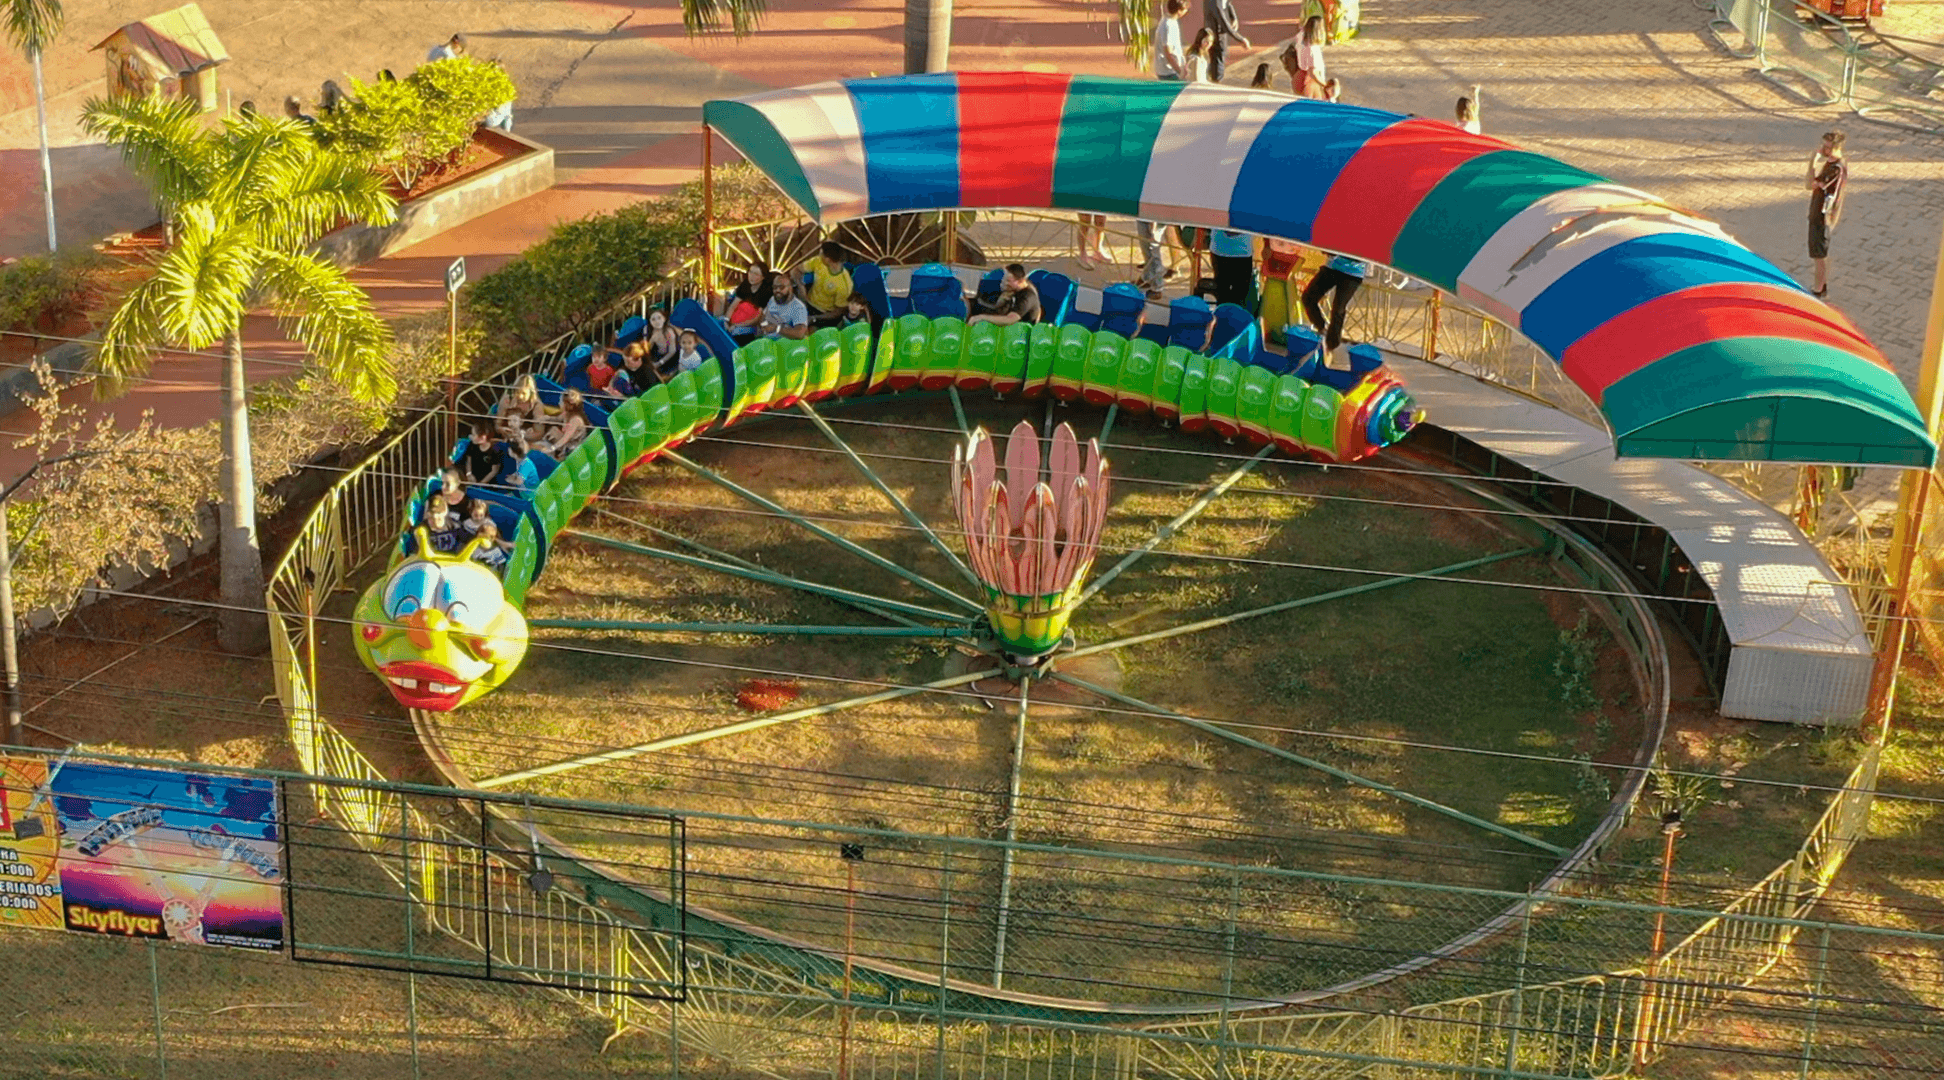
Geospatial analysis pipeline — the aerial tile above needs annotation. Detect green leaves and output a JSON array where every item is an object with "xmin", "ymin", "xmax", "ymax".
[
  {"xmin": 681, "ymin": 0, "xmax": 769, "ymax": 37},
  {"xmin": 81, "ymin": 93, "xmax": 215, "ymax": 209},
  {"xmin": 2, "ymin": 0, "xmax": 64, "ymax": 56},
  {"xmin": 317, "ymin": 56, "xmax": 516, "ymax": 193},
  {"xmin": 465, "ymin": 202, "xmax": 688, "ymax": 360}
]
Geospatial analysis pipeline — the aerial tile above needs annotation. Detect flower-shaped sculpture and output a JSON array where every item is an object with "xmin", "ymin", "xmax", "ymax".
[{"xmin": 953, "ymin": 420, "xmax": 1110, "ymax": 663}]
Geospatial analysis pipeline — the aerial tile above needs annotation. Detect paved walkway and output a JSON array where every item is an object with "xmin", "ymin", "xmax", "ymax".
[{"xmin": 0, "ymin": 0, "xmax": 1940, "ymax": 495}]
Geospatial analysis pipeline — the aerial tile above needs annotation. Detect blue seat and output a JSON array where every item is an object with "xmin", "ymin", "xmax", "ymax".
[
  {"xmin": 519, "ymin": 449, "xmax": 558, "ymax": 491},
  {"xmin": 908, "ymin": 262, "xmax": 967, "ymax": 319},
  {"xmin": 1208, "ymin": 303, "xmax": 1261, "ymax": 360},
  {"xmin": 533, "ymin": 375, "xmax": 568, "ymax": 410},
  {"xmin": 1248, "ymin": 344, "xmax": 1296, "ymax": 376},
  {"xmin": 672, "ymin": 296, "xmax": 740, "ymax": 417},
  {"xmin": 1026, "ymin": 270, "xmax": 1074, "ymax": 325},
  {"xmin": 850, "ymin": 262, "xmax": 895, "ymax": 324},
  {"xmin": 560, "ymin": 344, "xmax": 595, "ymax": 392},
  {"xmin": 613, "ymin": 315, "xmax": 647, "ymax": 349},
  {"xmin": 975, "ymin": 268, "xmax": 1004, "ymax": 309},
  {"xmin": 1164, "ymin": 296, "xmax": 1213, "ymax": 351},
  {"xmin": 1099, "ymin": 284, "xmax": 1146, "ymax": 339}
]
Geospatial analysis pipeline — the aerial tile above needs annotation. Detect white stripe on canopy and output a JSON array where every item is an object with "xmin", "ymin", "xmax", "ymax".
[
  {"xmin": 1455, "ymin": 183, "xmax": 1730, "ymax": 327},
  {"xmin": 744, "ymin": 83, "xmax": 870, "ymax": 223},
  {"xmin": 1139, "ymin": 84, "xmax": 1283, "ymax": 228}
]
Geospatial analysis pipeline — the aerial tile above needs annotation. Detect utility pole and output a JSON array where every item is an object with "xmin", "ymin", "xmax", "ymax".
[
  {"xmin": 445, "ymin": 257, "xmax": 467, "ymax": 448},
  {"xmin": 0, "ymin": 505, "xmax": 20, "ymax": 746}
]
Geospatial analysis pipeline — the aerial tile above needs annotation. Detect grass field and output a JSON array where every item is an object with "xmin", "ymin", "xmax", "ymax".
[{"xmin": 431, "ymin": 394, "xmax": 1648, "ymax": 1003}]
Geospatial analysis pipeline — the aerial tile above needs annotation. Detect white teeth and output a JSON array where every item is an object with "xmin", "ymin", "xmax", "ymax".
[
  {"xmin": 389, "ymin": 677, "xmax": 419, "ymax": 690},
  {"xmin": 428, "ymin": 682, "xmax": 461, "ymax": 694}
]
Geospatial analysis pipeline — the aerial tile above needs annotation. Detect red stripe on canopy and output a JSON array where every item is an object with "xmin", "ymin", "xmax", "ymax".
[
  {"xmin": 1562, "ymin": 281, "xmax": 1889, "ymax": 397},
  {"xmin": 1310, "ymin": 119, "xmax": 1507, "ymax": 265},
  {"xmin": 958, "ymin": 71, "xmax": 1071, "ymax": 209}
]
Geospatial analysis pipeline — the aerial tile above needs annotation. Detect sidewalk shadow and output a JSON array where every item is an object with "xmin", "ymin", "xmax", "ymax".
[{"xmin": 0, "ymin": 143, "xmax": 155, "ymax": 259}]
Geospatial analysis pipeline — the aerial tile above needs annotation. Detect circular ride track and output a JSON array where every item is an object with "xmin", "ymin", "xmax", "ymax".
[{"xmin": 421, "ymin": 390, "xmax": 1667, "ymax": 1012}]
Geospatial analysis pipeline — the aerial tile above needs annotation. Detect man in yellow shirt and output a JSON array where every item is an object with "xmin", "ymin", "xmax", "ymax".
[{"xmin": 800, "ymin": 241, "xmax": 854, "ymax": 325}]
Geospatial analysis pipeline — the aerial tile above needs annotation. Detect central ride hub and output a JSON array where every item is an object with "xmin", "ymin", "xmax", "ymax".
[{"xmin": 952, "ymin": 420, "xmax": 1111, "ymax": 671}]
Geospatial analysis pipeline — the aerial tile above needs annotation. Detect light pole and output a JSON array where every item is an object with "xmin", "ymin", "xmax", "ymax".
[
  {"xmin": 1635, "ymin": 807, "xmax": 1683, "ymax": 1069},
  {"xmin": 838, "ymin": 841, "xmax": 865, "ymax": 1080}
]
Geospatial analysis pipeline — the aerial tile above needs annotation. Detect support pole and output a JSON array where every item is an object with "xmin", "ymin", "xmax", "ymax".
[
  {"xmin": 593, "ymin": 505, "xmax": 933, "ymax": 628},
  {"xmin": 529, "ymin": 618, "xmax": 974, "ymax": 638},
  {"xmin": 662, "ymin": 450, "xmax": 984, "ymax": 614},
  {"xmin": 795, "ymin": 403, "xmax": 981, "ymax": 589},
  {"xmin": 990, "ymin": 677, "xmax": 1030, "ymax": 989},
  {"xmin": 566, "ymin": 528, "xmax": 966, "ymax": 625},
  {"xmin": 33, "ymin": 49, "xmax": 54, "ymax": 252},
  {"xmin": 702, "ymin": 123, "xmax": 716, "ymax": 300},
  {"xmin": 1078, "ymin": 444, "xmax": 1275, "ymax": 605},
  {"xmin": 1874, "ymin": 207, "xmax": 1944, "ymax": 735},
  {"xmin": 936, "ymin": 843, "xmax": 951, "ymax": 1080},
  {"xmin": 839, "ymin": 855, "xmax": 857, "ymax": 1080},
  {"xmin": 445, "ymin": 286, "xmax": 459, "ymax": 449},
  {"xmin": 0, "ymin": 507, "xmax": 21, "ymax": 746},
  {"xmin": 1068, "ymin": 545, "xmax": 1547, "ymax": 663},
  {"xmin": 148, "ymin": 940, "xmax": 169, "ymax": 1080},
  {"xmin": 1053, "ymin": 672, "xmax": 1566, "ymax": 855},
  {"xmin": 475, "ymin": 666, "xmax": 1002, "ymax": 788}
]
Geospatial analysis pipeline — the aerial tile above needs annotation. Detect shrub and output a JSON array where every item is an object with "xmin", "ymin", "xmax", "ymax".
[
  {"xmin": 465, "ymin": 202, "xmax": 688, "ymax": 361},
  {"xmin": 319, "ymin": 57, "xmax": 516, "ymax": 192},
  {"xmin": 0, "ymin": 251, "xmax": 112, "ymax": 334}
]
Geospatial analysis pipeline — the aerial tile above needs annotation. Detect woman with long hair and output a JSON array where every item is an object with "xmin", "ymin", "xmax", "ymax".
[{"xmin": 1282, "ymin": 16, "xmax": 1342, "ymax": 101}]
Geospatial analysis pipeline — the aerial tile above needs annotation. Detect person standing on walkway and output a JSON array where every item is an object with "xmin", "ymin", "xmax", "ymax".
[
  {"xmin": 1302, "ymin": 253, "xmax": 1368, "ymax": 368},
  {"xmin": 428, "ymin": 33, "xmax": 467, "ymax": 61},
  {"xmin": 1209, "ymin": 228, "xmax": 1255, "ymax": 308},
  {"xmin": 1806, "ymin": 131, "xmax": 1848, "ymax": 299},
  {"xmin": 1455, "ymin": 85, "xmax": 1481, "ymax": 134},
  {"xmin": 1201, "ymin": 0, "xmax": 1250, "ymax": 84},
  {"xmin": 1283, "ymin": 17, "xmax": 1340, "ymax": 101},
  {"xmin": 1154, "ymin": 0, "xmax": 1188, "ymax": 81},
  {"xmin": 1184, "ymin": 28, "xmax": 1214, "ymax": 84}
]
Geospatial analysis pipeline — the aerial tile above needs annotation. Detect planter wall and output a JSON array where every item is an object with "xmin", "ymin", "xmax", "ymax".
[{"xmin": 315, "ymin": 128, "xmax": 555, "ymax": 267}]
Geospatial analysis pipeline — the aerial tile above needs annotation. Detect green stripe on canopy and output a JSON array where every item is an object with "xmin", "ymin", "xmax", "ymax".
[
  {"xmin": 1606, "ymin": 337, "xmax": 1933, "ymax": 465},
  {"xmin": 703, "ymin": 100, "xmax": 823, "ymax": 220},
  {"xmin": 1391, "ymin": 151, "xmax": 1604, "ymax": 291},
  {"xmin": 1051, "ymin": 76, "xmax": 1185, "ymax": 215}
]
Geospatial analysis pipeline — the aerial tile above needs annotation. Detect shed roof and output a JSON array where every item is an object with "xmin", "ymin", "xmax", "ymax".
[{"xmin": 92, "ymin": 3, "xmax": 229, "ymax": 74}]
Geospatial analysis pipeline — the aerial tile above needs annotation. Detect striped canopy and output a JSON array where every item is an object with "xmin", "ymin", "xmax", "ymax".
[{"xmin": 704, "ymin": 74, "xmax": 1935, "ymax": 468}]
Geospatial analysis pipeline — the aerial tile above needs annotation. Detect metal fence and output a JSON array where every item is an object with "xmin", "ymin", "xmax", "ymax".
[{"xmin": 1708, "ymin": 0, "xmax": 1944, "ymax": 133}]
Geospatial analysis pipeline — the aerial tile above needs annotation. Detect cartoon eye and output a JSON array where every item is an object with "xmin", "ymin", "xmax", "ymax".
[
  {"xmin": 433, "ymin": 566, "xmax": 502, "ymax": 626},
  {"xmin": 446, "ymin": 601, "xmax": 469, "ymax": 623},
  {"xmin": 384, "ymin": 563, "xmax": 442, "ymax": 621}
]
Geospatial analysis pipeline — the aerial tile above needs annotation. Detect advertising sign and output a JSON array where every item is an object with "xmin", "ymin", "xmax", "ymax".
[
  {"xmin": 0, "ymin": 755, "xmax": 63, "ymax": 931},
  {"xmin": 50, "ymin": 762, "xmax": 283, "ymax": 950}
]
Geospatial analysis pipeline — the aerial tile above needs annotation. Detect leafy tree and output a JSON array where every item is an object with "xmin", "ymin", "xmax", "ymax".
[
  {"xmin": 320, "ymin": 57, "xmax": 517, "ymax": 193},
  {"xmin": 83, "ymin": 94, "xmax": 397, "ymax": 652},
  {"xmin": 4, "ymin": 0, "xmax": 64, "ymax": 249}
]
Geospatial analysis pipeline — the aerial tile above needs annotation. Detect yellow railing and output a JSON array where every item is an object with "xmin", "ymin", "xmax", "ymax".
[{"xmin": 260, "ymin": 237, "xmax": 1897, "ymax": 1078}]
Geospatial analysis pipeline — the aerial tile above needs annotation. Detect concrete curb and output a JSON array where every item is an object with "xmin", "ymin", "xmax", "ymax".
[{"xmin": 315, "ymin": 129, "xmax": 555, "ymax": 267}]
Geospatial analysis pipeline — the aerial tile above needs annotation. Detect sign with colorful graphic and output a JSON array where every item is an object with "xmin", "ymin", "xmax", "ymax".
[
  {"xmin": 50, "ymin": 762, "xmax": 283, "ymax": 950},
  {"xmin": 0, "ymin": 755, "xmax": 63, "ymax": 931}
]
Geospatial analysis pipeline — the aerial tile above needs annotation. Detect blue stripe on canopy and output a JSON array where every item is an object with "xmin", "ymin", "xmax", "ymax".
[
  {"xmin": 1519, "ymin": 232, "xmax": 1808, "ymax": 358},
  {"xmin": 1228, "ymin": 101, "xmax": 1397, "ymax": 243},
  {"xmin": 850, "ymin": 74, "xmax": 962, "ymax": 213}
]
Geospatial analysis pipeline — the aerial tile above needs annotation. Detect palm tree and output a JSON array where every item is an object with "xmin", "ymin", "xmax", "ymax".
[
  {"xmin": 84, "ymin": 94, "xmax": 398, "ymax": 653},
  {"xmin": 4, "ymin": 0, "xmax": 65, "ymax": 250}
]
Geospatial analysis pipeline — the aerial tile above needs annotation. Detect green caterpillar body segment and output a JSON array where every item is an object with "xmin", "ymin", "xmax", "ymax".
[{"xmin": 369, "ymin": 309, "xmax": 1422, "ymax": 715}]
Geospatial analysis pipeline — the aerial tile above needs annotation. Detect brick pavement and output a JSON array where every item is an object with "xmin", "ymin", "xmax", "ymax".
[{"xmin": 0, "ymin": 0, "xmax": 1940, "ymax": 493}]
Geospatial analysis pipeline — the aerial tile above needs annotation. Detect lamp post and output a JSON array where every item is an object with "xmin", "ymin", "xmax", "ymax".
[
  {"xmin": 1635, "ymin": 808, "xmax": 1683, "ymax": 1068},
  {"xmin": 838, "ymin": 842, "xmax": 865, "ymax": 1080}
]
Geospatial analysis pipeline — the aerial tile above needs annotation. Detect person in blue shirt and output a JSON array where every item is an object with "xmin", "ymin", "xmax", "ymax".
[
  {"xmin": 1302, "ymin": 253, "xmax": 1368, "ymax": 369},
  {"xmin": 1209, "ymin": 229, "xmax": 1255, "ymax": 309}
]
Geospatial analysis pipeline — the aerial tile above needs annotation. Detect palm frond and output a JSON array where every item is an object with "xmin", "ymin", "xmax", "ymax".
[
  {"xmin": 212, "ymin": 111, "xmax": 309, "ymax": 222},
  {"xmin": 3, "ymin": 0, "xmax": 64, "ymax": 55},
  {"xmin": 80, "ymin": 93, "xmax": 214, "ymax": 207},
  {"xmin": 261, "ymin": 151, "xmax": 398, "ymax": 254},
  {"xmin": 92, "ymin": 273, "xmax": 173, "ymax": 396},
  {"xmin": 682, "ymin": 0, "xmax": 767, "ymax": 38},
  {"xmin": 1114, "ymin": 0, "xmax": 1156, "ymax": 72},
  {"xmin": 146, "ymin": 206, "xmax": 256, "ymax": 349},
  {"xmin": 257, "ymin": 250, "xmax": 396, "ymax": 404}
]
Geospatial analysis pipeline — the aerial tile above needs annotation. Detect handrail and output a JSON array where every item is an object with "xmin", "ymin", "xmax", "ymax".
[{"xmin": 263, "ymin": 240, "xmax": 1892, "ymax": 1075}]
